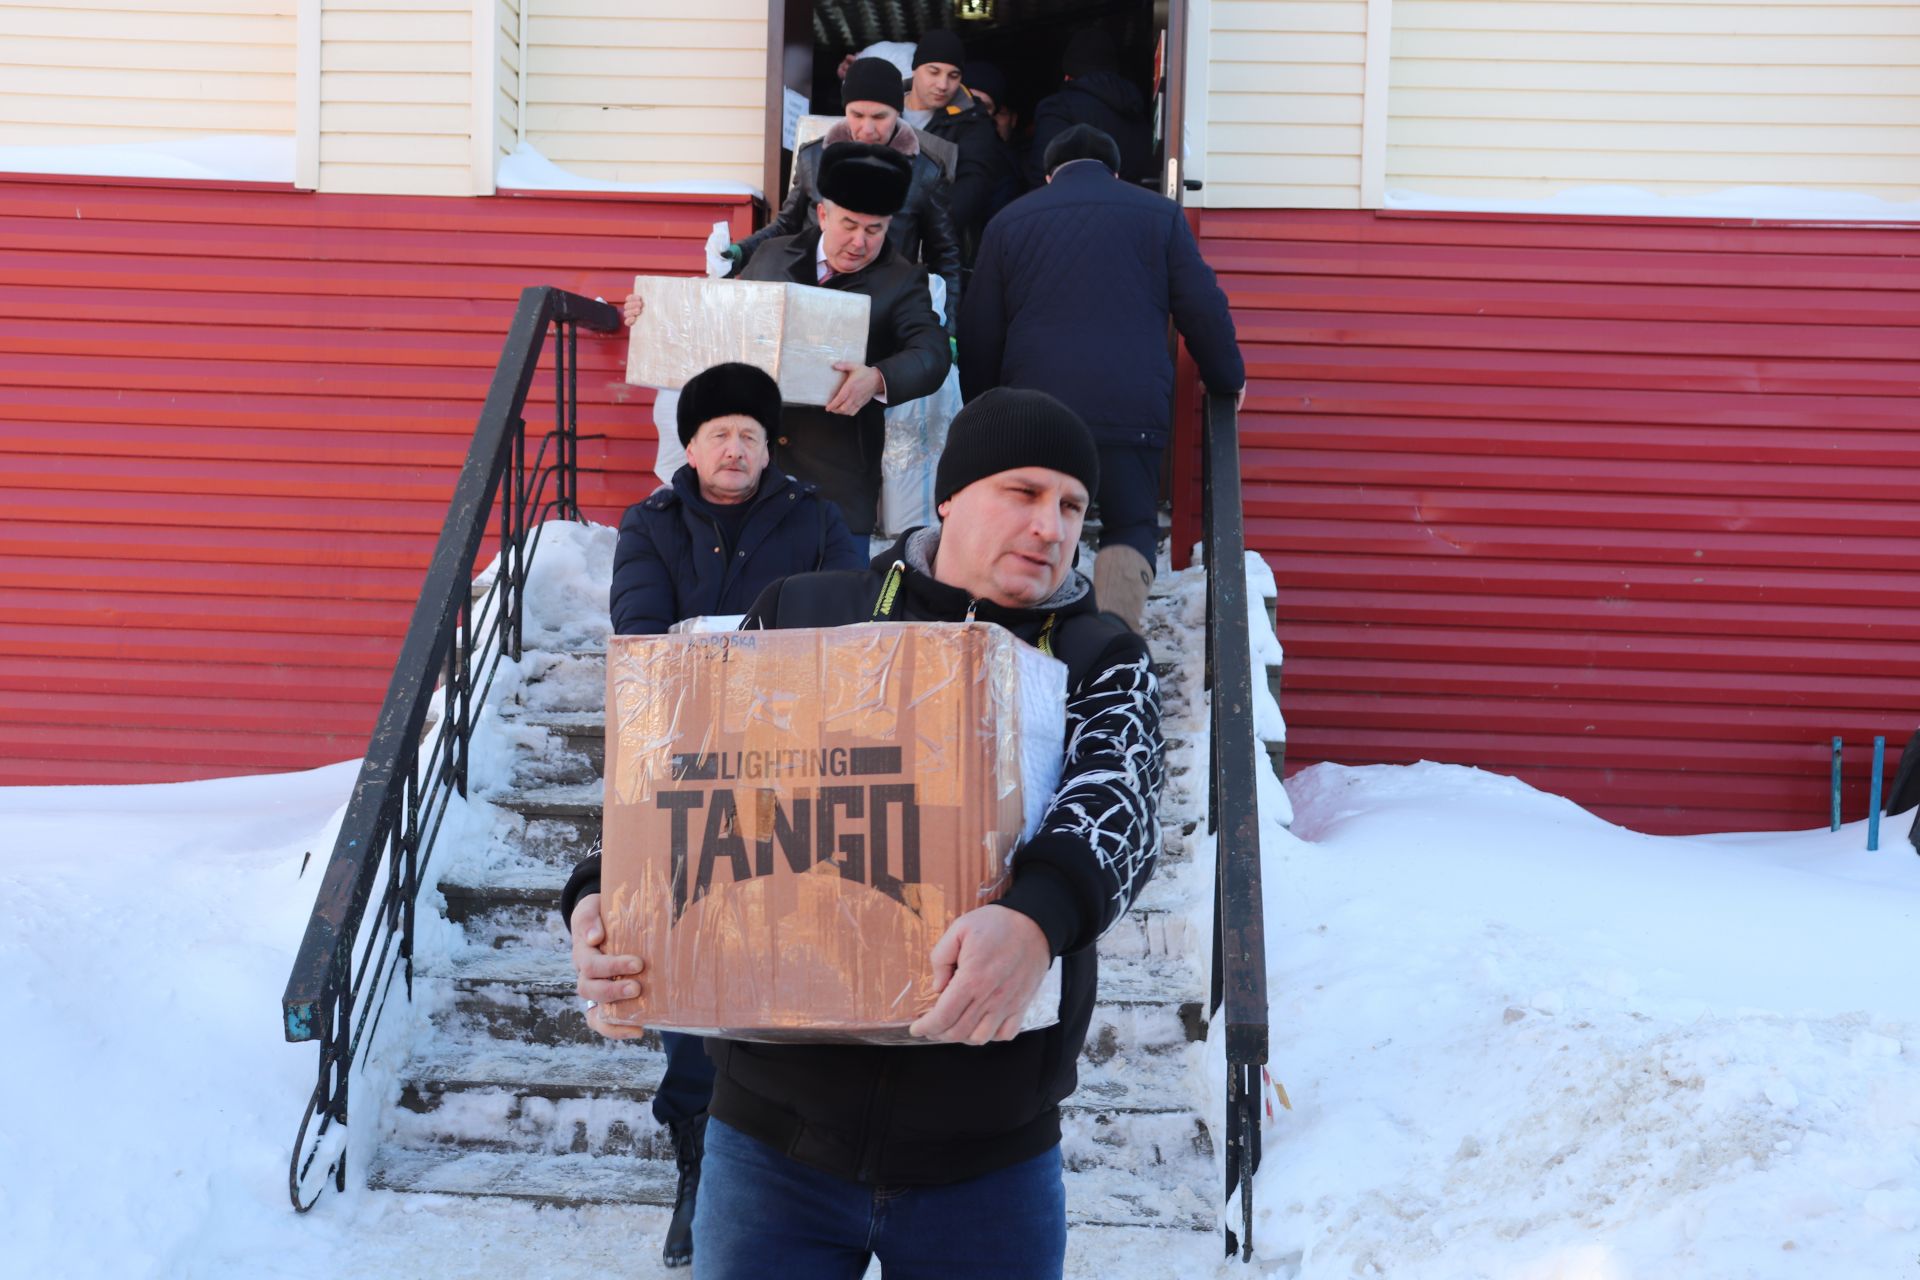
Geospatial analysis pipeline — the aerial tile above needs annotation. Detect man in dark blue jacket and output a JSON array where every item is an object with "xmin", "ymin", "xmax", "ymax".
[
  {"xmin": 610, "ymin": 362, "xmax": 863, "ymax": 636},
  {"xmin": 958, "ymin": 124, "xmax": 1245, "ymax": 633},
  {"xmin": 604, "ymin": 360, "xmax": 863, "ymax": 1267}
]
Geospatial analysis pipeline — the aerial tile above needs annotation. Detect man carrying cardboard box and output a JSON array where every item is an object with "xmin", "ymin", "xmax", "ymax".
[
  {"xmin": 735, "ymin": 141, "xmax": 952, "ymax": 540},
  {"xmin": 604, "ymin": 360, "xmax": 867, "ymax": 1268},
  {"xmin": 564, "ymin": 388, "xmax": 1165, "ymax": 1277}
]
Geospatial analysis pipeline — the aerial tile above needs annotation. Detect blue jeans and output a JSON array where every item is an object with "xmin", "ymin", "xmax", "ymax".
[
  {"xmin": 692, "ymin": 1118, "xmax": 1066, "ymax": 1279},
  {"xmin": 652, "ymin": 1031, "xmax": 715, "ymax": 1128}
]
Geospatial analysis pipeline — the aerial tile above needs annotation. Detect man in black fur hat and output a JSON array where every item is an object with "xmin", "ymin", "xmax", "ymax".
[
  {"xmin": 729, "ymin": 56, "xmax": 964, "ymax": 332},
  {"xmin": 732, "ymin": 140, "xmax": 952, "ymax": 538}
]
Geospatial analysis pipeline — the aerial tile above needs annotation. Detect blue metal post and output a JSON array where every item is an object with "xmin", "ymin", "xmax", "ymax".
[
  {"xmin": 1831, "ymin": 737, "xmax": 1843, "ymax": 832},
  {"xmin": 1869, "ymin": 736, "xmax": 1885, "ymax": 851}
]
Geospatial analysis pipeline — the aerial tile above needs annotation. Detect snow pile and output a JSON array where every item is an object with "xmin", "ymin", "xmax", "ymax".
[
  {"xmin": 0, "ymin": 135, "xmax": 294, "ymax": 183},
  {"xmin": 497, "ymin": 141, "xmax": 760, "ymax": 200},
  {"xmin": 1246, "ymin": 762, "xmax": 1920, "ymax": 1278}
]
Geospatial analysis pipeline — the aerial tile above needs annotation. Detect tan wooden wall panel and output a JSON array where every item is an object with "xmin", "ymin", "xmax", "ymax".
[
  {"xmin": 1197, "ymin": 0, "xmax": 1372, "ymax": 208},
  {"xmin": 0, "ymin": 1, "xmax": 294, "ymax": 148},
  {"xmin": 519, "ymin": 0, "xmax": 765, "ymax": 189},
  {"xmin": 1390, "ymin": 0, "xmax": 1920, "ymax": 203},
  {"xmin": 316, "ymin": 0, "xmax": 475, "ymax": 194},
  {"xmin": 497, "ymin": 0, "xmax": 520, "ymax": 157}
]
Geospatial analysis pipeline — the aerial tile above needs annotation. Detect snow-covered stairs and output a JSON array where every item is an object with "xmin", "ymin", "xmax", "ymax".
[{"xmin": 365, "ymin": 540, "xmax": 1249, "ymax": 1270}]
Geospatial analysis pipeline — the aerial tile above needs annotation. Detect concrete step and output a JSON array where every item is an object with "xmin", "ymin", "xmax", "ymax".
[
  {"xmin": 439, "ymin": 861, "xmax": 1207, "ymax": 964},
  {"xmin": 387, "ymin": 1039, "xmax": 1210, "ymax": 1171},
  {"xmin": 366, "ymin": 1145, "xmax": 1214, "ymax": 1232},
  {"xmin": 423, "ymin": 943, "xmax": 1206, "ymax": 1055}
]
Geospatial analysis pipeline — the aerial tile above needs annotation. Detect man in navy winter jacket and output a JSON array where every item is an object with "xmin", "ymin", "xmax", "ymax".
[
  {"xmin": 603, "ymin": 360, "xmax": 863, "ymax": 1268},
  {"xmin": 609, "ymin": 362, "xmax": 863, "ymax": 636},
  {"xmin": 958, "ymin": 124, "xmax": 1245, "ymax": 633}
]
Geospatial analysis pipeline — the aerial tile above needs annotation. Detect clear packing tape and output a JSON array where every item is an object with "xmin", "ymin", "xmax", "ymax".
[
  {"xmin": 599, "ymin": 623, "xmax": 1066, "ymax": 1045},
  {"xmin": 625, "ymin": 275, "xmax": 871, "ymax": 408}
]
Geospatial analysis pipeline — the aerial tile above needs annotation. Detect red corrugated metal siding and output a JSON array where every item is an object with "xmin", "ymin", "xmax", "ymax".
[
  {"xmin": 1198, "ymin": 207, "xmax": 1920, "ymax": 834},
  {"xmin": 0, "ymin": 175, "xmax": 753, "ymax": 785}
]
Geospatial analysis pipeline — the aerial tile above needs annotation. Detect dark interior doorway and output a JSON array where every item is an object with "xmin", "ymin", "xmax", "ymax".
[{"xmin": 764, "ymin": 0, "xmax": 1183, "ymax": 206}]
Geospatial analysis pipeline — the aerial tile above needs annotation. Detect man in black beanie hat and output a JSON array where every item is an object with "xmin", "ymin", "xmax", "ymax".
[
  {"xmin": 729, "ymin": 55, "xmax": 963, "ymax": 332},
  {"xmin": 731, "ymin": 141, "xmax": 952, "ymax": 536},
  {"xmin": 593, "ymin": 360, "xmax": 864, "ymax": 1268},
  {"xmin": 564, "ymin": 386, "xmax": 1164, "ymax": 1277},
  {"xmin": 903, "ymin": 30, "xmax": 1002, "ymax": 257},
  {"xmin": 1025, "ymin": 27, "xmax": 1153, "ymax": 186}
]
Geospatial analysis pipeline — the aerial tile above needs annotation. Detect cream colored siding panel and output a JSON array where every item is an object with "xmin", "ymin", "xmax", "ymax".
[
  {"xmin": 524, "ymin": 44, "xmax": 764, "ymax": 80},
  {"xmin": 1208, "ymin": 60, "xmax": 1365, "ymax": 94},
  {"xmin": 1391, "ymin": 147, "xmax": 1920, "ymax": 187},
  {"xmin": 321, "ymin": 130, "xmax": 468, "ymax": 165},
  {"xmin": 1199, "ymin": 0, "xmax": 1373, "ymax": 208},
  {"xmin": 0, "ymin": 6, "xmax": 288, "ymax": 41},
  {"xmin": 1389, "ymin": 59, "xmax": 1919, "ymax": 96},
  {"xmin": 317, "ymin": 161, "xmax": 470, "ymax": 193},
  {"xmin": 324, "ymin": 101, "xmax": 471, "ymax": 133},
  {"xmin": 535, "ymin": 16, "xmax": 763, "ymax": 49},
  {"xmin": 520, "ymin": 0, "xmax": 766, "ymax": 188},
  {"xmin": 6, "ymin": 35, "xmax": 294, "ymax": 74},
  {"xmin": 320, "ymin": 71, "xmax": 468, "ymax": 104},
  {"xmin": 1394, "ymin": 88, "xmax": 1920, "ymax": 127},
  {"xmin": 3, "ymin": 94, "xmax": 295, "ymax": 130},
  {"xmin": 540, "ymin": 131, "xmax": 759, "ymax": 165},
  {"xmin": 1402, "ymin": 29, "xmax": 1920, "ymax": 65},
  {"xmin": 537, "ymin": 75, "xmax": 754, "ymax": 108},
  {"xmin": 1390, "ymin": 0, "xmax": 1920, "ymax": 207},
  {"xmin": 1210, "ymin": 93, "xmax": 1363, "ymax": 125},
  {"xmin": 0, "ymin": 1, "xmax": 295, "ymax": 149},
  {"xmin": 1408, "ymin": 1, "xmax": 1920, "ymax": 37},
  {"xmin": 314, "ymin": 0, "xmax": 480, "ymax": 195}
]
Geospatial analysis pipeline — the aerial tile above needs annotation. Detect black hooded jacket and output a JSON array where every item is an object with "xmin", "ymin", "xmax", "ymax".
[
  {"xmin": 1026, "ymin": 72, "xmax": 1156, "ymax": 187},
  {"xmin": 560, "ymin": 529, "xmax": 1165, "ymax": 1184}
]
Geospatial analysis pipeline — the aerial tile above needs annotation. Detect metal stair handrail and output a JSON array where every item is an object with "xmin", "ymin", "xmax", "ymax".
[
  {"xmin": 1201, "ymin": 389, "xmax": 1272, "ymax": 1261},
  {"xmin": 279, "ymin": 286, "xmax": 620, "ymax": 1210}
]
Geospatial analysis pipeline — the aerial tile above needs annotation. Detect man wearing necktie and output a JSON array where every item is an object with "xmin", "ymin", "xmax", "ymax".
[{"xmin": 737, "ymin": 142, "xmax": 952, "ymax": 538}]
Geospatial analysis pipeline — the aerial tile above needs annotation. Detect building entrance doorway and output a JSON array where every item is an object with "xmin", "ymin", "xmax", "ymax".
[{"xmin": 763, "ymin": 0, "xmax": 1187, "ymax": 210}]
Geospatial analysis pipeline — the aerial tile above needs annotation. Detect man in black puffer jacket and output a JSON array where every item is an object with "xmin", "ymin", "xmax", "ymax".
[
  {"xmin": 601, "ymin": 360, "xmax": 864, "ymax": 1269},
  {"xmin": 564, "ymin": 389, "xmax": 1164, "ymax": 1278},
  {"xmin": 1025, "ymin": 28, "xmax": 1155, "ymax": 188}
]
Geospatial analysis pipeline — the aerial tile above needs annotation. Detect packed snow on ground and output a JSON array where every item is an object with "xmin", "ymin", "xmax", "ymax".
[
  {"xmin": 3, "ymin": 529, "xmax": 1915, "ymax": 1276},
  {"xmin": 0, "ymin": 135, "xmax": 294, "ymax": 183},
  {"xmin": 1239, "ymin": 764, "xmax": 1920, "ymax": 1279}
]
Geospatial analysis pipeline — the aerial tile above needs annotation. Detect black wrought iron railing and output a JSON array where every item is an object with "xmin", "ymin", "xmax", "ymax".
[
  {"xmin": 1200, "ymin": 389, "xmax": 1271, "ymax": 1261},
  {"xmin": 280, "ymin": 286, "xmax": 620, "ymax": 1211}
]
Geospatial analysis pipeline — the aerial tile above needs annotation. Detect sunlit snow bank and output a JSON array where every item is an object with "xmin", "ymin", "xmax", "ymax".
[{"xmin": 1242, "ymin": 762, "xmax": 1920, "ymax": 1279}]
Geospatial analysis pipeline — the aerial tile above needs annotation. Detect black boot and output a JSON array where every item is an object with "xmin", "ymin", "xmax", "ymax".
[{"xmin": 662, "ymin": 1113, "xmax": 707, "ymax": 1269}]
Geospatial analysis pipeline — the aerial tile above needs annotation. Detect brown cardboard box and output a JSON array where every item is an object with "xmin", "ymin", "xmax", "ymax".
[
  {"xmin": 624, "ymin": 274, "xmax": 871, "ymax": 407},
  {"xmin": 598, "ymin": 623, "xmax": 1063, "ymax": 1044}
]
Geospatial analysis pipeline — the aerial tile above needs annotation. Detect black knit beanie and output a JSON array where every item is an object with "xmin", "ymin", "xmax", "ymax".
[
  {"xmin": 842, "ymin": 57, "xmax": 905, "ymax": 112},
  {"xmin": 935, "ymin": 388, "xmax": 1101, "ymax": 507},
  {"xmin": 1063, "ymin": 28, "xmax": 1119, "ymax": 77},
  {"xmin": 677, "ymin": 361, "xmax": 781, "ymax": 446},
  {"xmin": 913, "ymin": 30, "xmax": 966, "ymax": 71}
]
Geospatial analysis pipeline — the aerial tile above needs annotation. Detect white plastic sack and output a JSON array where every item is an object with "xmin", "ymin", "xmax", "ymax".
[{"xmin": 878, "ymin": 273, "xmax": 960, "ymax": 536}]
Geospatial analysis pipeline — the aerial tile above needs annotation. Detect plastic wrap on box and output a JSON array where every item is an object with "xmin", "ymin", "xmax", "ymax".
[
  {"xmin": 599, "ymin": 623, "xmax": 1068, "ymax": 1045},
  {"xmin": 877, "ymin": 273, "xmax": 961, "ymax": 536},
  {"xmin": 625, "ymin": 275, "xmax": 870, "ymax": 407}
]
